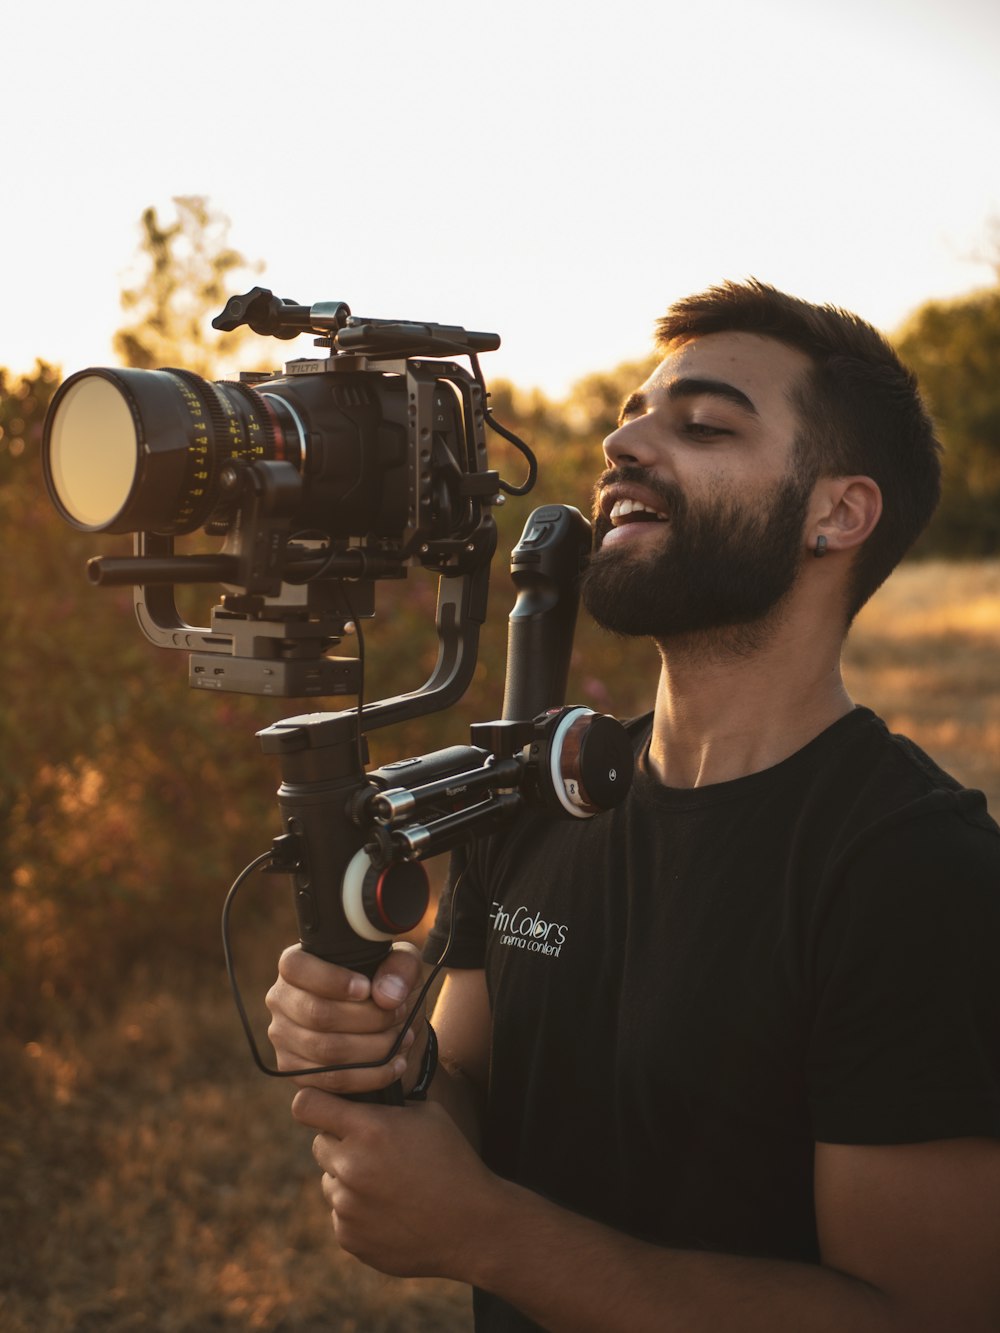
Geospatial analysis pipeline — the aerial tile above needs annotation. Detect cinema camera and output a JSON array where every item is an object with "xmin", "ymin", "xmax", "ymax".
[{"xmin": 42, "ymin": 288, "xmax": 634, "ymax": 1095}]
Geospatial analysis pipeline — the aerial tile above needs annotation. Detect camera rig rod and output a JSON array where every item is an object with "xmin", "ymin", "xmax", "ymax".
[
  {"xmin": 212, "ymin": 286, "xmax": 502, "ymax": 360},
  {"xmin": 366, "ymin": 755, "xmax": 524, "ymax": 825}
]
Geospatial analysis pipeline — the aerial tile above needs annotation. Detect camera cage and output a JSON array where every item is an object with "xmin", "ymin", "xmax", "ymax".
[{"xmin": 85, "ymin": 287, "xmax": 523, "ymax": 724}]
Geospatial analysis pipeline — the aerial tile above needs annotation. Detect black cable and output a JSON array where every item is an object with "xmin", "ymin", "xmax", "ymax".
[
  {"xmin": 470, "ymin": 352, "xmax": 538, "ymax": 497},
  {"xmin": 222, "ymin": 850, "xmax": 467, "ymax": 1082},
  {"xmin": 485, "ymin": 412, "xmax": 538, "ymax": 496}
]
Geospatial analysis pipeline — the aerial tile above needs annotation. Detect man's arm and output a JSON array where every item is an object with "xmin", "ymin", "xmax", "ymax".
[
  {"xmin": 468, "ymin": 1135, "xmax": 1000, "ymax": 1332},
  {"xmin": 422, "ymin": 966, "xmax": 490, "ymax": 1146},
  {"xmin": 297, "ymin": 1088, "xmax": 1000, "ymax": 1333},
  {"xmin": 814, "ymin": 1136, "xmax": 1000, "ymax": 1331},
  {"xmin": 271, "ymin": 949, "xmax": 1000, "ymax": 1330}
]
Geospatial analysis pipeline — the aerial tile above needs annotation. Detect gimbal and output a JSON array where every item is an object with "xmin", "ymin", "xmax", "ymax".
[{"xmin": 40, "ymin": 288, "xmax": 636, "ymax": 1101}]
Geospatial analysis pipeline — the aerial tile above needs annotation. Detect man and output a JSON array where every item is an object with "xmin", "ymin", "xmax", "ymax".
[{"xmin": 266, "ymin": 281, "xmax": 1000, "ymax": 1331}]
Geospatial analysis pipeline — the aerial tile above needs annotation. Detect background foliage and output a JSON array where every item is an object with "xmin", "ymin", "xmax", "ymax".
[
  {"xmin": 1, "ymin": 200, "xmax": 999, "ymax": 1328},
  {"xmin": 897, "ymin": 276, "xmax": 1000, "ymax": 555},
  {"xmin": 3, "ymin": 202, "xmax": 1000, "ymax": 1039}
]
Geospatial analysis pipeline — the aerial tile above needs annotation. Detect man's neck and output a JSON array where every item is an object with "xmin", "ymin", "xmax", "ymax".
[{"xmin": 646, "ymin": 614, "xmax": 854, "ymax": 789}]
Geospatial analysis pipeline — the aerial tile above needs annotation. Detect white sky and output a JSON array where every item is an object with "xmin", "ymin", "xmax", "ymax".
[{"xmin": 2, "ymin": 0, "xmax": 999, "ymax": 397}]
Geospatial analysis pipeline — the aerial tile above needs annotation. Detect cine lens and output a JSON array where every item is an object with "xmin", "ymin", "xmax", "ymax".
[{"xmin": 42, "ymin": 367, "xmax": 287, "ymax": 536}]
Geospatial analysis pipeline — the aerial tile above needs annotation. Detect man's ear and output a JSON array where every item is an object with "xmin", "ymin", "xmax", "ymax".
[{"xmin": 809, "ymin": 475, "xmax": 882, "ymax": 554}]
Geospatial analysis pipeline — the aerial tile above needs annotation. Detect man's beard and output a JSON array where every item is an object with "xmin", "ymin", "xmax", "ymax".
[{"xmin": 580, "ymin": 463, "xmax": 814, "ymax": 649}]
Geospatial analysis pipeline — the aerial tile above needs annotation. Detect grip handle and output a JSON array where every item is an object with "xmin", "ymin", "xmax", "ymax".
[{"xmin": 502, "ymin": 505, "xmax": 592, "ymax": 722}]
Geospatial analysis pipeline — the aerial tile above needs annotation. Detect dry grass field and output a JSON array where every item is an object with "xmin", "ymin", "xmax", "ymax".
[
  {"xmin": 2, "ymin": 559, "xmax": 998, "ymax": 1332},
  {"xmin": 843, "ymin": 559, "xmax": 1000, "ymax": 813},
  {"xmin": 1, "ymin": 951, "xmax": 475, "ymax": 1333}
]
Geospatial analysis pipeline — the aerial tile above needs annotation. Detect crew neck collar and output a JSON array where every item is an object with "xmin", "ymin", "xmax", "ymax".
[{"xmin": 633, "ymin": 706, "xmax": 876, "ymax": 809}]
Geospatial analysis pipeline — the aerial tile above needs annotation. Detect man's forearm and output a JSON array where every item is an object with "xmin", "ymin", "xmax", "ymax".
[
  {"xmin": 462, "ymin": 1180, "xmax": 906, "ymax": 1333},
  {"xmin": 294, "ymin": 1092, "xmax": 953, "ymax": 1332},
  {"xmin": 426, "ymin": 1053, "xmax": 483, "ymax": 1151}
]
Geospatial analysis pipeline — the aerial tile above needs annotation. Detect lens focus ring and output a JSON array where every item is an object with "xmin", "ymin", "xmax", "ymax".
[{"xmin": 161, "ymin": 369, "xmax": 275, "ymax": 533}]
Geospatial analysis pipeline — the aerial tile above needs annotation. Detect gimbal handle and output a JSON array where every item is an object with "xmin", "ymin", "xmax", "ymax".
[{"xmin": 502, "ymin": 505, "xmax": 591, "ymax": 721}]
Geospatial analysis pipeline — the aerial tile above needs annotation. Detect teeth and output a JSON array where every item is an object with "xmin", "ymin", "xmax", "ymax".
[{"xmin": 609, "ymin": 498, "xmax": 668, "ymax": 523}]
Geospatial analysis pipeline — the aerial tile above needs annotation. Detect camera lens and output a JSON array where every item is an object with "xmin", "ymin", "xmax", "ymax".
[
  {"xmin": 45, "ymin": 374, "xmax": 140, "ymax": 530},
  {"xmin": 43, "ymin": 367, "xmax": 293, "ymax": 536}
]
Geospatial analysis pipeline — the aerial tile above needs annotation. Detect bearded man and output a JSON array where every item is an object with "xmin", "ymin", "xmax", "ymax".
[{"xmin": 265, "ymin": 281, "xmax": 1000, "ymax": 1332}]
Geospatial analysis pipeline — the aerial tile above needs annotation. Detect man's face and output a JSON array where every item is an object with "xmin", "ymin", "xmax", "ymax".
[{"xmin": 580, "ymin": 332, "xmax": 818, "ymax": 643}]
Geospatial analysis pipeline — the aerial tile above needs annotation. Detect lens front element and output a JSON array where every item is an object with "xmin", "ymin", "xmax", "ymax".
[
  {"xmin": 42, "ymin": 367, "xmax": 287, "ymax": 536},
  {"xmin": 46, "ymin": 375, "xmax": 140, "ymax": 530}
]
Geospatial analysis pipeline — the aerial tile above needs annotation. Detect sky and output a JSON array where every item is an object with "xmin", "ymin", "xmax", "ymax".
[{"xmin": 2, "ymin": 0, "xmax": 999, "ymax": 399}]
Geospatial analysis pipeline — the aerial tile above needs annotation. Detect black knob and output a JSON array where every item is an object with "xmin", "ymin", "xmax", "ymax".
[
  {"xmin": 573, "ymin": 714, "xmax": 635, "ymax": 810},
  {"xmin": 541, "ymin": 707, "xmax": 635, "ymax": 817},
  {"xmin": 361, "ymin": 860, "xmax": 430, "ymax": 935}
]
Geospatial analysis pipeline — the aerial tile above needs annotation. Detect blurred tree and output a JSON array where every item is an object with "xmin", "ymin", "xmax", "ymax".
[
  {"xmin": 896, "ymin": 280, "xmax": 1000, "ymax": 554},
  {"xmin": 113, "ymin": 196, "xmax": 262, "ymax": 376},
  {"xmin": 0, "ymin": 353, "xmax": 290, "ymax": 1036},
  {"xmin": 0, "ymin": 201, "xmax": 282, "ymax": 1037},
  {"xmin": 0, "ymin": 359, "xmax": 60, "ymax": 488}
]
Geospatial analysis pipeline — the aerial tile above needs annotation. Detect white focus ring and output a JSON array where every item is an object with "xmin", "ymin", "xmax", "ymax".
[
  {"xmin": 341, "ymin": 847, "xmax": 396, "ymax": 943},
  {"xmin": 547, "ymin": 706, "xmax": 596, "ymax": 819}
]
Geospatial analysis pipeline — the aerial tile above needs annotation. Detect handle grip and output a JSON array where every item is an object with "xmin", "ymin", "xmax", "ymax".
[{"xmin": 502, "ymin": 505, "xmax": 592, "ymax": 721}]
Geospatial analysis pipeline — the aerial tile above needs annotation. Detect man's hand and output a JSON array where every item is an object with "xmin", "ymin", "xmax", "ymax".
[
  {"xmin": 292, "ymin": 1087, "xmax": 499, "ymax": 1279},
  {"xmin": 265, "ymin": 942, "xmax": 427, "ymax": 1097}
]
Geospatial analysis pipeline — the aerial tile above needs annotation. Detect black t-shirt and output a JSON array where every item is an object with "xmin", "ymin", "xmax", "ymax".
[{"xmin": 425, "ymin": 707, "xmax": 1000, "ymax": 1330}]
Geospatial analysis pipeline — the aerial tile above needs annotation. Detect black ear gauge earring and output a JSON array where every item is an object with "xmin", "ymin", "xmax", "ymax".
[{"xmin": 814, "ymin": 535, "xmax": 828, "ymax": 558}]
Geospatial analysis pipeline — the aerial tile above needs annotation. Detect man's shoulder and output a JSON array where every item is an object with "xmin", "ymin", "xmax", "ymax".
[
  {"xmin": 830, "ymin": 707, "xmax": 998, "ymax": 837},
  {"xmin": 790, "ymin": 710, "xmax": 1000, "ymax": 908}
]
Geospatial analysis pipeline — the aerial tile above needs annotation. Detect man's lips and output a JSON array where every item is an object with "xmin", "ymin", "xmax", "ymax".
[
  {"xmin": 599, "ymin": 518, "xmax": 669, "ymax": 548},
  {"xmin": 598, "ymin": 482, "xmax": 673, "ymax": 525},
  {"xmin": 594, "ymin": 484, "xmax": 673, "ymax": 550}
]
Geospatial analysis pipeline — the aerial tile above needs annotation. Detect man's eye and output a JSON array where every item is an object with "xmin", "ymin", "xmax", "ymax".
[{"xmin": 684, "ymin": 422, "xmax": 730, "ymax": 439}]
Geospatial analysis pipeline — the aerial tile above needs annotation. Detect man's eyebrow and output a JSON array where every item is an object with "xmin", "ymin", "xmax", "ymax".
[
  {"xmin": 668, "ymin": 377, "xmax": 759, "ymax": 416},
  {"xmin": 618, "ymin": 379, "xmax": 759, "ymax": 426},
  {"xmin": 618, "ymin": 390, "xmax": 647, "ymax": 425}
]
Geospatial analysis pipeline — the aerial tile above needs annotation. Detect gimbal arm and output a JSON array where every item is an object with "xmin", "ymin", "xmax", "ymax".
[{"xmin": 224, "ymin": 506, "xmax": 634, "ymax": 1103}]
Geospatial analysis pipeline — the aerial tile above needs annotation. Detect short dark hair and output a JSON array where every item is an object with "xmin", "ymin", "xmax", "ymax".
[{"xmin": 655, "ymin": 279, "xmax": 942, "ymax": 619}]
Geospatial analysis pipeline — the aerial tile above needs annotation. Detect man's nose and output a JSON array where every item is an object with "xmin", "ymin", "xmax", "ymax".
[{"xmin": 602, "ymin": 417, "xmax": 658, "ymax": 469}]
